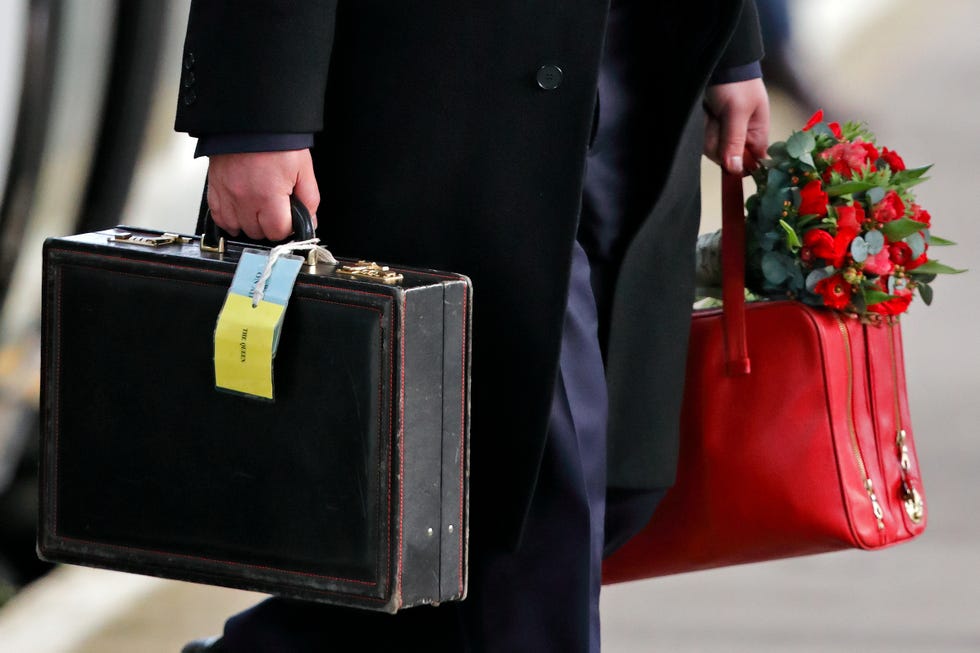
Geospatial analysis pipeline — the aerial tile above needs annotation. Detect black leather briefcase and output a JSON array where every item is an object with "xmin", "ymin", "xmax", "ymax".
[{"xmin": 38, "ymin": 223, "xmax": 471, "ymax": 613}]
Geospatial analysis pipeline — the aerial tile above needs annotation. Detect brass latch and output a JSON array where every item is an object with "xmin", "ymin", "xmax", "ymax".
[
  {"xmin": 337, "ymin": 261, "xmax": 403, "ymax": 284},
  {"xmin": 110, "ymin": 232, "xmax": 192, "ymax": 248}
]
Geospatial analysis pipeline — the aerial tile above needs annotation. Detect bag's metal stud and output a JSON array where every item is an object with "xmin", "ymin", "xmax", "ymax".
[
  {"xmin": 447, "ymin": 524, "xmax": 454, "ymax": 534},
  {"xmin": 426, "ymin": 527, "xmax": 434, "ymax": 537}
]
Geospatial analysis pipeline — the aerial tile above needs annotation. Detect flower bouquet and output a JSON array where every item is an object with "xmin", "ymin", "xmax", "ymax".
[{"xmin": 696, "ymin": 110, "xmax": 963, "ymax": 320}]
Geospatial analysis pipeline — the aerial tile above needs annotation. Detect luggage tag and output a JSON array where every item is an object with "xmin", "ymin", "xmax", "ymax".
[{"xmin": 213, "ymin": 247, "xmax": 304, "ymax": 400}]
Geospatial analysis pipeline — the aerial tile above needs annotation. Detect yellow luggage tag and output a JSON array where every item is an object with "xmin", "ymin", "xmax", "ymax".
[{"xmin": 214, "ymin": 247, "xmax": 303, "ymax": 400}]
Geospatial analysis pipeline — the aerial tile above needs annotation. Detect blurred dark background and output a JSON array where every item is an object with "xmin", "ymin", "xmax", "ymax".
[{"xmin": 0, "ymin": 0, "xmax": 205, "ymax": 602}]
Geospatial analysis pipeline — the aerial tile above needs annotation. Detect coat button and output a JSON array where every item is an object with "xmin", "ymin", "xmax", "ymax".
[
  {"xmin": 183, "ymin": 71, "xmax": 196, "ymax": 88},
  {"xmin": 183, "ymin": 89, "xmax": 197, "ymax": 106},
  {"xmin": 183, "ymin": 51, "xmax": 195, "ymax": 70},
  {"xmin": 536, "ymin": 65, "xmax": 563, "ymax": 91}
]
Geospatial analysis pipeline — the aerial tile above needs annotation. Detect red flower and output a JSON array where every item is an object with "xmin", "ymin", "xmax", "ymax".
[
  {"xmin": 801, "ymin": 110, "xmax": 841, "ymax": 138},
  {"xmin": 910, "ymin": 203, "xmax": 931, "ymax": 228},
  {"xmin": 872, "ymin": 190, "xmax": 906, "ymax": 225},
  {"xmin": 888, "ymin": 242, "xmax": 928, "ymax": 271},
  {"xmin": 835, "ymin": 204, "xmax": 864, "ymax": 235},
  {"xmin": 802, "ymin": 229, "xmax": 835, "ymax": 263},
  {"xmin": 863, "ymin": 248, "xmax": 895, "ymax": 276},
  {"xmin": 803, "ymin": 110, "xmax": 824, "ymax": 131},
  {"xmin": 868, "ymin": 284, "xmax": 913, "ymax": 316},
  {"xmin": 802, "ymin": 204, "xmax": 862, "ymax": 269},
  {"xmin": 814, "ymin": 274, "xmax": 853, "ymax": 309},
  {"xmin": 888, "ymin": 242, "xmax": 914, "ymax": 267},
  {"xmin": 859, "ymin": 141, "xmax": 880, "ymax": 163},
  {"xmin": 798, "ymin": 180, "xmax": 829, "ymax": 216},
  {"xmin": 820, "ymin": 140, "xmax": 878, "ymax": 179},
  {"xmin": 880, "ymin": 147, "xmax": 906, "ymax": 171}
]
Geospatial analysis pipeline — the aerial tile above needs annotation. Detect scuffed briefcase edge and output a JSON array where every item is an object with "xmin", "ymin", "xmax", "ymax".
[
  {"xmin": 395, "ymin": 275, "xmax": 472, "ymax": 608},
  {"xmin": 441, "ymin": 277, "xmax": 471, "ymax": 603}
]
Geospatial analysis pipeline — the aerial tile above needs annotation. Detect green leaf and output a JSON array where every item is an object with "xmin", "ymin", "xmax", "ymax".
[
  {"xmin": 928, "ymin": 234, "xmax": 957, "ymax": 246},
  {"xmin": 778, "ymin": 219, "xmax": 802, "ymax": 250},
  {"xmin": 918, "ymin": 283, "xmax": 934, "ymax": 306},
  {"xmin": 863, "ymin": 288, "xmax": 894, "ymax": 306},
  {"xmin": 826, "ymin": 181, "xmax": 875, "ymax": 197},
  {"xmin": 896, "ymin": 165, "xmax": 932, "ymax": 180},
  {"xmin": 910, "ymin": 260, "xmax": 967, "ymax": 275},
  {"xmin": 881, "ymin": 217, "xmax": 929, "ymax": 242},
  {"xmin": 891, "ymin": 165, "xmax": 932, "ymax": 190},
  {"xmin": 909, "ymin": 272, "xmax": 937, "ymax": 283},
  {"xmin": 786, "ymin": 131, "xmax": 816, "ymax": 160}
]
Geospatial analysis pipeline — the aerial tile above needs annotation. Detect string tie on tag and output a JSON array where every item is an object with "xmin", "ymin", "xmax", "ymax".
[{"xmin": 252, "ymin": 239, "xmax": 337, "ymax": 306}]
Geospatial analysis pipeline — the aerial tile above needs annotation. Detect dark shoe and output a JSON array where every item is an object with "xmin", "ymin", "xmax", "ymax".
[{"xmin": 181, "ymin": 636, "xmax": 225, "ymax": 652}]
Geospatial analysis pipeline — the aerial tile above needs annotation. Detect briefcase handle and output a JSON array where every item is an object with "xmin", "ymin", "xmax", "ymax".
[{"xmin": 196, "ymin": 182, "xmax": 316, "ymax": 252}]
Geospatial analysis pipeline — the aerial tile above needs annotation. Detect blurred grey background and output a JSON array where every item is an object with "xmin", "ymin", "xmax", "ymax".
[{"xmin": 0, "ymin": 1, "xmax": 976, "ymax": 651}]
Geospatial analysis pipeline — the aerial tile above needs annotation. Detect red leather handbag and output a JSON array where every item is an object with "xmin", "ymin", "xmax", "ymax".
[{"xmin": 602, "ymin": 174, "xmax": 928, "ymax": 583}]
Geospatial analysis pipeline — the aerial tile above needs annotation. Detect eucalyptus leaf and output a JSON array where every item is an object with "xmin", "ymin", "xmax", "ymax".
[
  {"xmin": 918, "ymin": 283, "xmax": 934, "ymax": 306},
  {"xmin": 760, "ymin": 231, "xmax": 781, "ymax": 252},
  {"xmin": 906, "ymin": 232, "xmax": 926, "ymax": 259},
  {"xmin": 786, "ymin": 131, "xmax": 816, "ymax": 159},
  {"xmin": 881, "ymin": 217, "xmax": 929, "ymax": 242},
  {"xmin": 761, "ymin": 251, "xmax": 792, "ymax": 284},
  {"xmin": 850, "ymin": 236, "xmax": 869, "ymax": 263},
  {"xmin": 761, "ymin": 189, "xmax": 791, "ymax": 226},
  {"xmin": 767, "ymin": 168, "xmax": 790, "ymax": 189},
  {"xmin": 768, "ymin": 141, "xmax": 788, "ymax": 159},
  {"xmin": 867, "ymin": 186, "xmax": 886, "ymax": 205},
  {"xmin": 788, "ymin": 265, "xmax": 805, "ymax": 292},
  {"xmin": 911, "ymin": 260, "xmax": 967, "ymax": 275},
  {"xmin": 808, "ymin": 123, "xmax": 836, "ymax": 138},
  {"xmin": 805, "ymin": 267, "xmax": 834, "ymax": 292},
  {"xmin": 863, "ymin": 230, "xmax": 884, "ymax": 255}
]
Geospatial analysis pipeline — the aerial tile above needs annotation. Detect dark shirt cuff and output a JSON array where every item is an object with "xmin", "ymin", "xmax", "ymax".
[
  {"xmin": 708, "ymin": 61, "xmax": 763, "ymax": 86},
  {"xmin": 194, "ymin": 133, "xmax": 315, "ymax": 158}
]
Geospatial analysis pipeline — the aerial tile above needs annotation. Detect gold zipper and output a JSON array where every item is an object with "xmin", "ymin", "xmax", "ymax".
[
  {"xmin": 835, "ymin": 314, "xmax": 885, "ymax": 531},
  {"xmin": 888, "ymin": 322, "xmax": 925, "ymax": 524}
]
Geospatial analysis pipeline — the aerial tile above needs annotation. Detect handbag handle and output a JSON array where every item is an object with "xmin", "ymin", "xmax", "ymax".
[{"xmin": 721, "ymin": 172, "xmax": 751, "ymax": 376}]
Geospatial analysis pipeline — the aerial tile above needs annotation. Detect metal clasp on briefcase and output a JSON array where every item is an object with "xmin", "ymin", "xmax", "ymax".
[
  {"xmin": 337, "ymin": 261, "xmax": 404, "ymax": 284},
  {"xmin": 110, "ymin": 231, "xmax": 192, "ymax": 247}
]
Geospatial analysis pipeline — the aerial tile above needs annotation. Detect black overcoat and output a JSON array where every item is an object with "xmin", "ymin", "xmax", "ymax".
[{"xmin": 175, "ymin": 0, "xmax": 763, "ymax": 549}]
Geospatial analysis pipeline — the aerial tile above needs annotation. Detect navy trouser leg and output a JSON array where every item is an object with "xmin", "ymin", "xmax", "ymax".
[{"xmin": 458, "ymin": 240, "xmax": 608, "ymax": 653}]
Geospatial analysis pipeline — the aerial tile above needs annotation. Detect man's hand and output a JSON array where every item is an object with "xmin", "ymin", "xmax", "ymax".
[
  {"xmin": 206, "ymin": 149, "xmax": 320, "ymax": 241},
  {"xmin": 703, "ymin": 77, "xmax": 770, "ymax": 175}
]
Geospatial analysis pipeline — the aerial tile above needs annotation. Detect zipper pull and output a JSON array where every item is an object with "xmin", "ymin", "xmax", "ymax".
[{"xmin": 864, "ymin": 479, "xmax": 885, "ymax": 531}]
